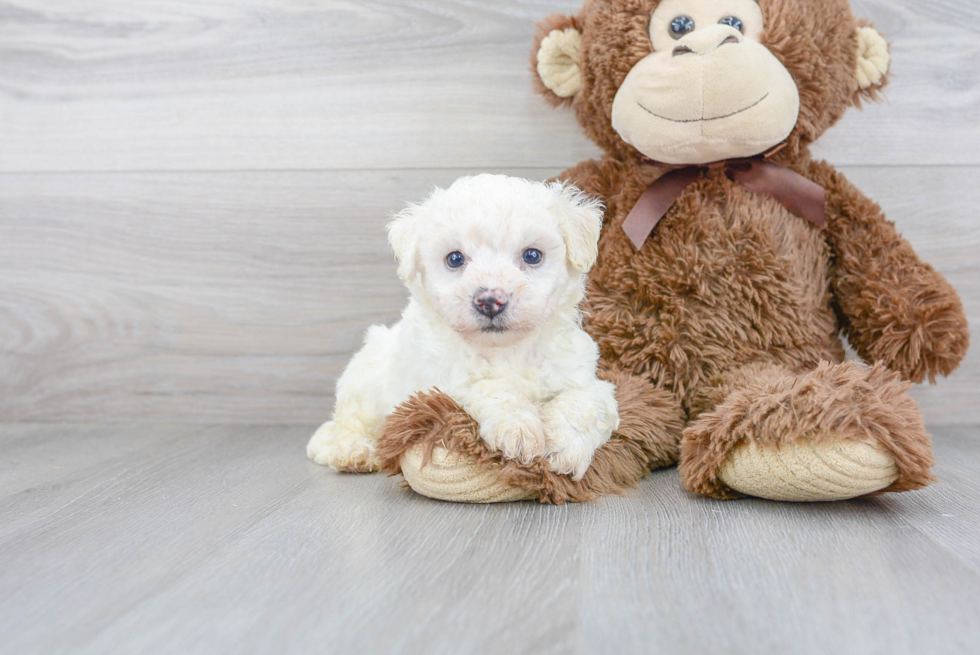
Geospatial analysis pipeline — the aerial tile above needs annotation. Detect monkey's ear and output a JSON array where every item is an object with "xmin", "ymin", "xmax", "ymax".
[
  {"xmin": 532, "ymin": 14, "xmax": 583, "ymax": 107},
  {"xmin": 854, "ymin": 26, "xmax": 890, "ymax": 98}
]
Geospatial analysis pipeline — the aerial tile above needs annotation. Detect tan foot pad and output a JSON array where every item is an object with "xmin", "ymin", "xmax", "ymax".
[
  {"xmin": 717, "ymin": 438, "xmax": 899, "ymax": 502},
  {"xmin": 400, "ymin": 444, "xmax": 536, "ymax": 503}
]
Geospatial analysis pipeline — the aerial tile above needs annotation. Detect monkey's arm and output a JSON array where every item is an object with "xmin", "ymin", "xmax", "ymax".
[{"xmin": 808, "ymin": 159, "xmax": 969, "ymax": 382}]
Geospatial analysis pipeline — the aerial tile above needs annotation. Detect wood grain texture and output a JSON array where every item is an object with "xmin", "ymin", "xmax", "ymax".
[
  {"xmin": 0, "ymin": 0, "xmax": 979, "ymax": 172},
  {"xmin": 1, "ymin": 0, "xmax": 978, "ymax": 422},
  {"xmin": 1, "ymin": 423, "xmax": 978, "ymax": 654},
  {"xmin": 1, "ymin": 166, "xmax": 977, "ymax": 423}
]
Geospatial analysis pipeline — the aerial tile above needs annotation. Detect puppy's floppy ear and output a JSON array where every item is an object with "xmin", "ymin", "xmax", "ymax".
[
  {"xmin": 553, "ymin": 184, "xmax": 604, "ymax": 273},
  {"xmin": 386, "ymin": 203, "xmax": 422, "ymax": 282},
  {"xmin": 531, "ymin": 14, "xmax": 583, "ymax": 107}
]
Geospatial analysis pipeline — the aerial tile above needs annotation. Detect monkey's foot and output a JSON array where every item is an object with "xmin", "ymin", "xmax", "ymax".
[
  {"xmin": 717, "ymin": 437, "xmax": 898, "ymax": 502},
  {"xmin": 400, "ymin": 445, "xmax": 534, "ymax": 503}
]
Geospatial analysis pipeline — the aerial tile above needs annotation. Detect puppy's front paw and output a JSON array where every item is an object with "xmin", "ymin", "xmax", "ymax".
[
  {"xmin": 541, "ymin": 394, "xmax": 618, "ymax": 481},
  {"xmin": 542, "ymin": 413, "xmax": 598, "ymax": 481},
  {"xmin": 479, "ymin": 408, "xmax": 548, "ymax": 464},
  {"xmin": 307, "ymin": 421, "xmax": 380, "ymax": 473}
]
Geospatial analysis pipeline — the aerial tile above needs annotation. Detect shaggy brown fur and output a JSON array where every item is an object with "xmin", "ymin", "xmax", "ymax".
[
  {"xmin": 808, "ymin": 160, "xmax": 970, "ymax": 383},
  {"xmin": 376, "ymin": 369, "xmax": 685, "ymax": 504},
  {"xmin": 379, "ymin": 0, "xmax": 968, "ymax": 501},
  {"xmin": 558, "ymin": 152, "xmax": 964, "ymax": 498}
]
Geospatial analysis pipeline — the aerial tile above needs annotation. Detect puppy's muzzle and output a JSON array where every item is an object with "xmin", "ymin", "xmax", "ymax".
[{"xmin": 473, "ymin": 289, "xmax": 508, "ymax": 319}]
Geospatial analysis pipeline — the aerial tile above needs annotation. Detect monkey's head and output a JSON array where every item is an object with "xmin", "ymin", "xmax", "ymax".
[{"xmin": 532, "ymin": 0, "xmax": 890, "ymax": 165}]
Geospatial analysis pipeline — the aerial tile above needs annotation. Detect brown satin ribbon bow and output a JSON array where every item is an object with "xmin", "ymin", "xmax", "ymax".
[{"xmin": 622, "ymin": 156, "xmax": 827, "ymax": 250}]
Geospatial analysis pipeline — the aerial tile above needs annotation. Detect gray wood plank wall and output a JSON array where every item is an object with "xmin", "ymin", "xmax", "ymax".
[{"xmin": 2, "ymin": 0, "xmax": 978, "ymax": 423}]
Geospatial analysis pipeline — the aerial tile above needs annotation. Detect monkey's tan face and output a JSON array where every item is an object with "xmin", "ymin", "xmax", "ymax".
[{"xmin": 610, "ymin": 0, "xmax": 800, "ymax": 165}]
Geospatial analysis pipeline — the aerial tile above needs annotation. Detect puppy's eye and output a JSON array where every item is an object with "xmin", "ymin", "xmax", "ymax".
[
  {"xmin": 446, "ymin": 251, "xmax": 466, "ymax": 269},
  {"xmin": 719, "ymin": 16, "xmax": 743, "ymax": 33},
  {"xmin": 522, "ymin": 248, "xmax": 543, "ymax": 266},
  {"xmin": 670, "ymin": 15, "xmax": 695, "ymax": 39}
]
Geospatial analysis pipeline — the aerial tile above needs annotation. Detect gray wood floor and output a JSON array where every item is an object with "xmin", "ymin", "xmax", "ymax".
[{"xmin": 2, "ymin": 423, "xmax": 979, "ymax": 655}]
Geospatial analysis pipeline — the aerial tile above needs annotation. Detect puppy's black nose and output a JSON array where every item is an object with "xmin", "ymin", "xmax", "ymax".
[{"xmin": 474, "ymin": 289, "xmax": 508, "ymax": 319}]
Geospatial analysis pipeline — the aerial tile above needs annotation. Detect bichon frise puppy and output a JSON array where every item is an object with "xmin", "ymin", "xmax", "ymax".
[{"xmin": 307, "ymin": 174, "xmax": 619, "ymax": 480}]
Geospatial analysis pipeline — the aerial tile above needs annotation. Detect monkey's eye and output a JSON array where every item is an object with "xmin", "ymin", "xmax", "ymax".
[
  {"xmin": 446, "ymin": 251, "xmax": 466, "ymax": 269},
  {"xmin": 522, "ymin": 248, "xmax": 543, "ymax": 266},
  {"xmin": 669, "ymin": 15, "xmax": 695, "ymax": 39},
  {"xmin": 719, "ymin": 16, "xmax": 744, "ymax": 33}
]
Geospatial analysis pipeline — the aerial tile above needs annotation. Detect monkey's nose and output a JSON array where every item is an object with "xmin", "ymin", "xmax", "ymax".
[
  {"xmin": 674, "ymin": 25, "xmax": 742, "ymax": 56},
  {"xmin": 473, "ymin": 289, "xmax": 508, "ymax": 319}
]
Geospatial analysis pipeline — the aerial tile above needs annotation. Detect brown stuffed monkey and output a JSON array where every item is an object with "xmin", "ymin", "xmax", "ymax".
[{"xmin": 375, "ymin": 0, "xmax": 969, "ymax": 503}]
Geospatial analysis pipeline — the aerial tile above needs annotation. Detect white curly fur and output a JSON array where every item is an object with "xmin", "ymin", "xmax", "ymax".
[{"xmin": 307, "ymin": 174, "xmax": 619, "ymax": 480}]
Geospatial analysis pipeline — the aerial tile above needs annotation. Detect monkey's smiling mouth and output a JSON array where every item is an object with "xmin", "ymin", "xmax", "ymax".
[{"xmin": 638, "ymin": 93, "xmax": 770, "ymax": 124}]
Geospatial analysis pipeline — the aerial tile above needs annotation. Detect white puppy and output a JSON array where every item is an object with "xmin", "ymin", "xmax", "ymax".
[{"xmin": 307, "ymin": 174, "xmax": 619, "ymax": 480}]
